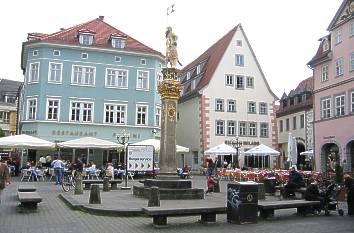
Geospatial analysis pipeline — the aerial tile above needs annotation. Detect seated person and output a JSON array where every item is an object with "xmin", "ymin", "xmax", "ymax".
[
  {"xmin": 305, "ymin": 178, "xmax": 324, "ymax": 212},
  {"xmin": 106, "ymin": 163, "xmax": 114, "ymax": 179},
  {"xmin": 182, "ymin": 165, "xmax": 190, "ymax": 179},
  {"xmin": 284, "ymin": 166, "xmax": 305, "ymax": 197}
]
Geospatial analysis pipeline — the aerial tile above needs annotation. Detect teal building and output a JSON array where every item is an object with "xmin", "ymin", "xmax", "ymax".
[{"xmin": 19, "ymin": 16, "xmax": 164, "ymax": 163}]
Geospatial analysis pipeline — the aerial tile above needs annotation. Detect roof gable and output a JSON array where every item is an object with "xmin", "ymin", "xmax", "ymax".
[
  {"xmin": 179, "ymin": 24, "xmax": 278, "ymax": 100},
  {"xmin": 327, "ymin": 0, "xmax": 354, "ymax": 30}
]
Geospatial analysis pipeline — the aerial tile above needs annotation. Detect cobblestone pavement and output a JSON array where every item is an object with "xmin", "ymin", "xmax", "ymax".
[{"xmin": 1, "ymin": 176, "xmax": 353, "ymax": 233}]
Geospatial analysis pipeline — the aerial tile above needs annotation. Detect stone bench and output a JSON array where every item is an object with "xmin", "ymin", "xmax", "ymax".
[
  {"xmin": 143, "ymin": 206, "xmax": 227, "ymax": 227},
  {"xmin": 275, "ymin": 186, "xmax": 306, "ymax": 199},
  {"xmin": 18, "ymin": 185, "xmax": 36, "ymax": 192},
  {"xmin": 258, "ymin": 200, "xmax": 320, "ymax": 219},
  {"xmin": 17, "ymin": 191, "xmax": 42, "ymax": 209},
  {"xmin": 82, "ymin": 179, "xmax": 122, "ymax": 190}
]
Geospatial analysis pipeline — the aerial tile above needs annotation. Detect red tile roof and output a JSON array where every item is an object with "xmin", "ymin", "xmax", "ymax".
[{"xmin": 25, "ymin": 17, "xmax": 162, "ymax": 56}]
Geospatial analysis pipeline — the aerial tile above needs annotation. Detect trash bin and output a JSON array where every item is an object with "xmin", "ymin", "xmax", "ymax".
[
  {"xmin": 263, "ymin": 177, "xmax": 277, "ymax": 194},
  {"xmin": 227, "ymin": 182, "xmax": 258, "ymax": 224}
]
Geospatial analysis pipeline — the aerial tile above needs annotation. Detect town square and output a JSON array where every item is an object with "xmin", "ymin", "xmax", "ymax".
[{"xmin": 0, "ymin": 0, "xmax": 354, "ymax": 232}]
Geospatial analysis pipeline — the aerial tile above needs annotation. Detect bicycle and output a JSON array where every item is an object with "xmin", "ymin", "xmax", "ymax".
[{"xmin": 61, "ymin": 170, "xmax": 76, "ymax": 192}]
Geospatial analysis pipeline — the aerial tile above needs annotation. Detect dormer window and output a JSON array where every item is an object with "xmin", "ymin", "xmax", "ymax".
[
  {"xmin": 111, "ymin": 37, "xmax": 126, "ymax": 49},
  {"xmin": 322, "ymin": 39, "xmax": 329, "ymax": 52},
  {"xmin": 79, "ymin": 33, "xmax": 94, "ymax": 46},
  {"xmin": 196, "ymin": 65, "xmax": 201, "ymax": 74},
  {"xmin": 186, "ymin": 72, "xmax": 191, "ymax": 80}
]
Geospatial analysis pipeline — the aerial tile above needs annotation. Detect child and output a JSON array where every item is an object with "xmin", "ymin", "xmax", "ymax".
[{"xmin": 205, "ymin": 174, "xmax": 216, "ymax": 194}]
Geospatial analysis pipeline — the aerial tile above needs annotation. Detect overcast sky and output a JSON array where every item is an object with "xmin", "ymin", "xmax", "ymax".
[{"xmin": 0, "ymin": 0, "xmax": 342, "ymax": 97}]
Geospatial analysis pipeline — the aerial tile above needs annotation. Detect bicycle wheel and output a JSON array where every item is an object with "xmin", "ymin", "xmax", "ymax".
[{"xmin": 61, "ymin": 176, "xmax": 71, "ymax": 192}]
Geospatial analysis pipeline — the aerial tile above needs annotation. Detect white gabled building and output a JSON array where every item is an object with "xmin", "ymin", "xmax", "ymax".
[{"xmin": 176, "ymin": 24, "xmax": 278, "ymax": 171}]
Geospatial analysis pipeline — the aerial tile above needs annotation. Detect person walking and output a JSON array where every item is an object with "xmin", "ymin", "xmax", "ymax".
[
  {"xmin": 51, "ymin": 157, "xmax": 64, "ymax": 185},
  {"xmin": 344, "ymin": 174, "xmax": 354, "ymax": 216},
  {"xmin": 0, "ymin": 158, "xmax": 11, "ymax": 204}
]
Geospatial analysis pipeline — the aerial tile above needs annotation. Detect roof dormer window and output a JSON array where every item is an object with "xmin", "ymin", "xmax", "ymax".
[
  {"xmin": 322, "ymin": 39, "xmax": 329, "ymax": 52},
  {"xmin": 111, "ymin": 35, "xmax": 126, "ymax": 49},
  {"xmin": 196, "ymin": 65, "xmax": 201, "ymax": 74},
  {"xmin": 78, "ymin": 31, "xmax": 95, "ymax": 46}
]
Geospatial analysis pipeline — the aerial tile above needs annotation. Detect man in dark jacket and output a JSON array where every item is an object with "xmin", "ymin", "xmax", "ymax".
[
  {"xmin": 344, "ymin": 174, "xmax": 354, "ymax": 216},
  {"xmin": 284, "ymin": 166, "xmax": 305, "ymax": 198}
]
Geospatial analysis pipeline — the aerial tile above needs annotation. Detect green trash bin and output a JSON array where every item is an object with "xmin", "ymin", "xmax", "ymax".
[{"xmin": 227, "ymin": 182, "xmax": 258, "ymax": 224}]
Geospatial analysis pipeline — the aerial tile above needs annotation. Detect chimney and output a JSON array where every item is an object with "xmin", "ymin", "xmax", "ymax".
[
  {"xmin": 99, "ymin": 16, "xmax": 104, "ymax": 20},
  {"xmin": 60, "ymin": 28, "xmax": 65, "ymax": 31}
]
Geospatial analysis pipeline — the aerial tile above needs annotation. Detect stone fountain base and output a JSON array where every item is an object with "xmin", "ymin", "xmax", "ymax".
[{"xmin": 133, "ymin": 177, "xmax": 204, "ymax": 200}]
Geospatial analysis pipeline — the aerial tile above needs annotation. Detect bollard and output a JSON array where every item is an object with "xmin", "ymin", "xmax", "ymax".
[
  {"xmin": 74, "ymin": 176, "xmax": 83, "ymax": 195},
  {"xmin": 214, "ymin": 178, "xmax": 220, "ymax": 193},
  {"xmin": 89, "ymin": 184, "xmax": 101, "ymax": 204},
  {"xmin": 148, "ymin": 186, "xmax": 160, "ymax": 207},
  {"xmin": 103, "ymin": 177, "xmax": 110, "ymax": 192}
]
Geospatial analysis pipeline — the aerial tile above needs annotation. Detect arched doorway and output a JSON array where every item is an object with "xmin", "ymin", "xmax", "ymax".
[
  {"xmin": 320, "ymin": 143, "xmax": 339, "ymax": 173},
  {"xmin": 345, "ymin": 140, "xmax": 354, "ymax": 173},
  {"xmin": 297, "ymin": 143, "xmax": 305, "ymax": 170}
]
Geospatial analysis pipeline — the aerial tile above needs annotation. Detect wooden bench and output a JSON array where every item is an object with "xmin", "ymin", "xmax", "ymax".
[
  {"xmin": 258, "ymin": 200, "xmax": 320, "ymax": 219},
  {"xmin": 143, "ymin": 206, "xmax": 227, "ymax": 227},
  {"xmin": 18, "ymin": 185, "xmax": 36, "ymax": 192},
  {"xmin": 17, "ymin": 191, "xmax": 42, "ymax": 209},
  {"xmin": 82, "ymin": 179, "xmax": 122, "ymax": 190}
]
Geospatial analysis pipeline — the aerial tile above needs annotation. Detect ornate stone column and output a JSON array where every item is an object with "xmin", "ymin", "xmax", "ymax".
[{"xmin": 158, "ymin": 68, "xmax": 182, "ymax": 174}]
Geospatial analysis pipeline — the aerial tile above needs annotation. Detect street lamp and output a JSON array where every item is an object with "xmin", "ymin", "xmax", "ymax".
[
  {"xmin": 116, "ymin": 129, "xmax": 130, "ymax": 190},
  {"xmin": 231, "ymin": 136, "xmax": 242, "ymax": 168}
]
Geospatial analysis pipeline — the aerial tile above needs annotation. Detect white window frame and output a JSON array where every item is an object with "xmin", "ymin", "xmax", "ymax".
[
  {"xmin": 28, "ymin": 62, "xmax": 40, "ymax": 83},
  {"xmin": 248, "ymin": 101, "xmax": 256, "ymax": 113},
  {"xmin": 105, "ymin": 68, "xmax": 128, "ymax": 89},
  {"xmin": 0, "ymin": 111, "xmax": 9, "ymax": 123},
  {"xmin": 227, "ymin": 100, "xmax": 236, "ymax": 112},
  {"xmin": 293, "ymin": 116, "xmax": 297, "ymax": 130},
  {"xmin": 26, "ymin": 98, "xmax": 37, "ymax": 120},
  {"xmin": 259, "ymin": 102, "xmax": 267, "ymax": 115},
  {"xmin": 350, "ymin": 20, "xmax": 354, "ymax": 37},
  {"xmin": 136, "ymin": 104, "xmax": 148, "ymax": 125},
  {"xmin": 260, "ymin": 123, "xmax": 269, "ymax": 138},
  {"xmin": 48, "ymin": 62, "xmax": 62, "ymax": 83},
  {"xmin": 239, "ymin": 122, "xmax": 247, "ymax": 136},
  {"xmin": 196, "ymin": 65, "xmax": 201, "ymax": 74},
  {"xmin": 115, "ymin": 56, "xmax": 121, "ymax": 62},
  {"xmin": 104, "ymin": 103, "xmax": 127, "ymax": 124},
  {"xmin": 215, "ymin": 99, "xmax": 224, "ymax": 111},
  {"xmin": 300, "ymin": 114, "xmax": 305, "ymax": 128},
  {"xmin": 236, "ymin": 40, "xmax": 242, "ymax": 46},
  {"xmin": 350, "ymin": 52, "xmax": 354, "ymax": 72},
  {"xmin": 248, "ymin": 122, "xmax": 257, "ymax": 137},
  {"xmin": 335, "ymin": 94, "xmax": 345, "ymax": 117},
  {"xmin": 227, "ymin": 120, "xmax": 236, "ymax": 136},
  {"xmin": 136, "ymin": 70, "xmax": 149, "ymax": 90},
  {"xmin": 215, "ymin": 120, "xmax": 225, "ymax": 136},
  {"xmin": 279, "ymin": 120, "xmax": 283, "ymax": 132},
  {"xmin": 225, "ymin": 74, "xmax": 234, "ymax": 86},
  {"xmin": 156, "ymin": 72, "xmax": 163, "ymax": 92},
  {"xmin": 71, "ymin": 65, "xmax": 96, "ymax": 86},
  {"xmin": 322, "ymin": 40, "xmax": 329, "ymax": 51},
  {"xmin": 81, "ymin": 53, "xmax": 88, "ymax": 59},
  {"xmin": 79, "ymin": 34, "xmax": 93, "ymax": 46},
  {"xmin": 321, "ymin": 98, "xmax": 331, "ymax": 119},
  {"xmin": 32, "ymin": 50, "xmax": 38, "ymax": 56},
  {"xmin": 53, "ymin": 50, "xmax": 60, "ymax": 56},
  {"xmin": 111, "ymin": 38, "xmax": 125, "ymax": 48},
  {"xmin": 155, "ymin": 106, "xmax": 161, "ymax": 127},
  {"xmin": 321, "ymin": 65, "xmax": 329, "ymax": 82},
  {"xmin": 335, "ymin": 58, "xmax": 344, "ymax": 76},
  {"xmin": 246, "ymin": 76, "xmax": 254, "ymax": 88},
  {"xmin": 235, "ymin": 54, "xmax": 244, "ymax": 66},
  {"xmin": 335, "ymin": 29, "xmax": 342, "ymax": 44},
  {"xmin": 69, "ymin": 101, "xmax": 94, "ymax": 123},
  {"xmin": 46, "ymin": 98, "xmax": 60, "ymax": 121},
  {"xmin": 140, "ymin": 59, "xmax": 146, "ymax": 65}
]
